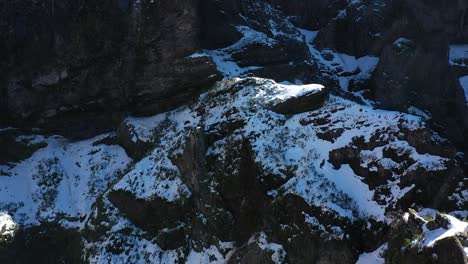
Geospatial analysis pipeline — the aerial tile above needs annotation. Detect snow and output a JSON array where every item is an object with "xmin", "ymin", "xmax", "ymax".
[
  {"xmin": 187, "ymin": 52, "xmax": 209, "ymax": 58},
  {"xmin": 0, "ymin": 2, "xmax": 465, "ymax": 261},
  {"xmin": 113, "ymin": 108, "xmax": 198, "ymax": 201},
  {"xmin": 0, "ymin": 212, "xmax": 16, "ymax": 237},
  {"xmin": 204, "ymin": 25, "xmax": 275, "ymax": 78},
  {"xmin": 408, "ymin": 106, "xmax": 431, "ymax": 120},
  {"xmin": 335, "ymin": 54, "xmax": 379, "ymax": 91},
  {"xmin": 186, "ymin": 246, "xmax": 225, "ymax": 264},
  {"xmin": 423, "ymin": 214, "xmax": 468, "ymax": 247},
  {"xmin": 237, "ymin": 232, "xmax": 286, "ymax": 264},
  {"xmin": 297, "ymin": 28, "xmax": 318, "ymax": 44},
  {"xmin": 1, "ymin": 74, "xmax": 463, "ymax": 261},
  {"xmin": 450, "ymin": 45, "xmax": 468, "ymax": 66},
  {"xmin": 124, "ymin": 113, "xmax": 170, "ymax": 143},
  {"xmin": 297, "ymin": 28, "xmax": 379, "ymax": 92},
  {"xmin": 89, "ymin": 232, "xmax": 184, "ymax": 264},
  {"xmin": 0, "ymin": 134, "xmax": 132, "ymax": 226},
  {"xmin": 402, "ymin": 212, "xmax": 410, "ymax": 222},
  {"xmin": 200, "ymin": 78, "xmax": 436, "ymax": 221},
  {"xmin": 393, "ymin": 37, "xmax": 412, "ymax": 48},
  {"xmin": 256, "ymin": 232, "xmax": 286, "ymax": 263},
  {"xmin": 356, "ymin": 243, "xmax": 387, "ymax": 264},
  {"xmin": 272, "ymin": 83, "xmax": 324, "ymax": 99}
]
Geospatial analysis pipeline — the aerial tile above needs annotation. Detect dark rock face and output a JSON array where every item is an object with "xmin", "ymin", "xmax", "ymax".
[
  {"xmin": 0, "ymin": 129, "xmax": 47, "ymax": 166},
  {"xmin": 0, "ymin": 0, "xmax": 221, "ymax": 138},
  {"xmin": 300, "ymin": 0, "xmax": 468, "ymax": 150},
  {"xmin": 386, "ymin": 210, "xmax": 468, "ymax": 264},
  {"xmin": 227, "ymin": 242, "xmax": 276, "ymax": 264},
  {"xmin": 108, "ymin": 190, "xmax": 189, "ymax": 250},
  {"xmin": 328, "ymin": 125, "xmax": 465, "ymax": 212},
  {"xmin": 2, "ymin": 1, "xmax": 468, "ymax": 263},
  {"xmin": 266, "ymin": 0, "xmax": 348, "ymax": 30},
  {"xmin": 314, "ymin": 0, "xmax": 394, "ymax": 57},
  {"xmin": 264, "ymin": 194, "xmax": 359, "ymax": 264},
  {"xmin": 199, "ymin": 0, "xmax": 242, "ymax": 49},
  {"xmin": 0, "ymin": 223, "xmax": 83, "ymax": 264},
  {"xmin": 371, "ymin": 33, "xmax": 468, "ymax": 150},
  {"xmin": 205, "ymin": 0, "xmax": 323, "ymax": 84},
  {"xmin": 270, "ymin": 86, "xmax": 329, "ymax": 115}
]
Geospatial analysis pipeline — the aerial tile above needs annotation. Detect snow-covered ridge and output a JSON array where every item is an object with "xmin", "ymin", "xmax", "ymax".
[
  {"xmin": 0, "ymin": 133, "xmax": 131, "ymax": 226},
  {"xmin": 0, "ymin": 77, "xmax": 465, "ymax": 262},
  {"xmin": 424, "ymin": 214, "xmax": 468, "ymax": 248},
  {"xmin": 267, "ymin": 82, "xmax": 325, "ymax": 101}
]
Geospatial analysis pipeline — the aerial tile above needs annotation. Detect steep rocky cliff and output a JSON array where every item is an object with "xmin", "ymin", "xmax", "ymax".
[{"xmin": 0, "ymin": 0, "xmax": 467, "ymax": 263}]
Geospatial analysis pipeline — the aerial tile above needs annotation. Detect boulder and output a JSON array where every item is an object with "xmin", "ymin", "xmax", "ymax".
[
  {"xmin": 427, "ymin": 213, "xmax": 451, "ymax": 231},
  {"xmin": 270, "ymin": 86, "xmax": 329, "ymax": 115}
]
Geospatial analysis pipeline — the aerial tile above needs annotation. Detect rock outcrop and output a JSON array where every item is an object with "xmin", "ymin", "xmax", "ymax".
[
  {"xmin": 386, "ymin": 210, "xmax": 468, "ymax": 264},
  {"xmin": 2, "ymin": 77, "xmax": 465, "ymax": 263},
  {"xmin": 1, "ymin": 0, "xmax": 221, "ymax": 138},
  {"xmin": 1, "ymin": 1, "xmax": 468, "ymax": 263}
]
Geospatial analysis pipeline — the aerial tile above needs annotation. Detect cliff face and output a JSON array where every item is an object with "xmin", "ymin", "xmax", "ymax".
[
  {"xmin": 0, "ymin": 1, "xmax": 467, "ymax": 263},
  {"xmin": 0, "ymin": 0, "xmax": 221, "ymax": 138},
  {"xmin": 2, "ymin": 0, "xmax": 467, "ymax": 147},
  {"xmin": 274, "ymin": 0, "xmax": 468, "ymax": 150},
  {"xmin": 1, "ymin": 78, "xmax": 467, "ymax": 263}
]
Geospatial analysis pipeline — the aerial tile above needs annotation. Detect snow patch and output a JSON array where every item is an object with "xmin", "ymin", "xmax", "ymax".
[
  {"xmin": 0, "ymin": 212, "xmax": 16, "ymax": 237},
  {"xmin": 424, "ymin": 214, "xmax": 468, "ymax": 247},
  {"xmin": 356, "ymin": 243, "xmax": 387, "ymax": 264},
  {"xmin": 450, "ymin": 45, "xmax": 468, "ymax": 66}
]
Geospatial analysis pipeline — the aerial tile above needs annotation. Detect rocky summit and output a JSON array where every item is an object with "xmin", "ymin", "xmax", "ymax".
[{"xmin": 0, "ymin": 1, "xmax": 467, "ymax": 264}]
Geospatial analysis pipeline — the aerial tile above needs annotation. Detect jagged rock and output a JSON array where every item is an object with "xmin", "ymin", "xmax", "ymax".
[
  {"xmin": 266, "ymin": 0, "xmax": 348, "ymax": 30},
  {"xmin": 0, "ymin": 223, "xmax": 83, "ymax": 264},
  {"xmin": 427, "ymin": 213, "xmax": 451, "ymax": 231},
  {"xmin": 328, "ymin": 146, "xmax": 360, "ymax": 170},
  {"xmin": 1, "ymin": 0, "xmax": 221, "ymax": 138},
  {"xmin": 172, "ymin": 128, "xmax": 207, "ymax": 197},
  {"xmin": 115, "ymin": 120, "xmax": 154, "ymax": 159},
  {"xmin": 386, "ymin": 211, "xmax": 468, "ymax": 264},
  {"xmin": 211, "ymin": 140, "xmax": 272, "ymax": 244},
  {"xmin": 199, "ymin": 0, "xmax": 243, "ymax": 49},
  {"xmin": 314, "ymin": 0, "xmax": 394, "ymax": 57},
  {"xmin": 227, "ymin": 243, "xmax": 276, "ymax": 264},
  {"xmin": 429, "ymin": 236, "xmax": 467, "ymax": 264},
  {"xmin": 108, "ymin": 190, "xmax": 189, "ymax": 240},
  {"xmin": 0, "ymin": 129, "xmax": 47, "ymax": 166},
  {"xmin": 264, "ymin": 194, "xmax": 358, "ymax": 264},
  {"xmin": 249, "ymin": 62, "xmax": 323, "ymax": 86},
  {"xmin": 371, "ymin": 34, "xmax": 468, "ymax": 149},
  {"xmin": 388, "ymin": 231, "xmax": 468, "ymax": 264},
  {"xmin": 270, "ymin": 86, "xmax": 329, "ymax": 115},
  {"xmin": 130, "ymin": 53, "xmax": 222, "ymax": 117},
  {"xmin": 231, "ymin": 36, "xmax": 310, "ymax": 67}
]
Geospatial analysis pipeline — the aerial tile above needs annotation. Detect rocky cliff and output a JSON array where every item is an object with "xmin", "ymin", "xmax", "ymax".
[{"xmin": 0, "ymin": 0, "xmax": 467, "ymax": 264}]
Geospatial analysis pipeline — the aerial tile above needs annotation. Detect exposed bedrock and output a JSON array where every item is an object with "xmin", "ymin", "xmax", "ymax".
[
  {"xmin": 0, "ymin": 0, "xmax": 222, "ymax": 138},
  {"xmin": 108, "ymin": 132, "xmax": 385, "ymax": 263},
  {"xmin": 291, "ymin": 0, "xmax": 468, "ymax": 150}
]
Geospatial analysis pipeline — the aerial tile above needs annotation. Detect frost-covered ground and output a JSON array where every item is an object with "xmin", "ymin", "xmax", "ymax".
[
  {"xmin": 2, "ymin": 77, "xmax": 464, "ymax": 263},
  {"xmin": 1, "ymin": 2, "xmax": 467, "ymax": 262},
  {"xmin": 0, "ymin": 133, "xmax": 131, "ymax": 226}
]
